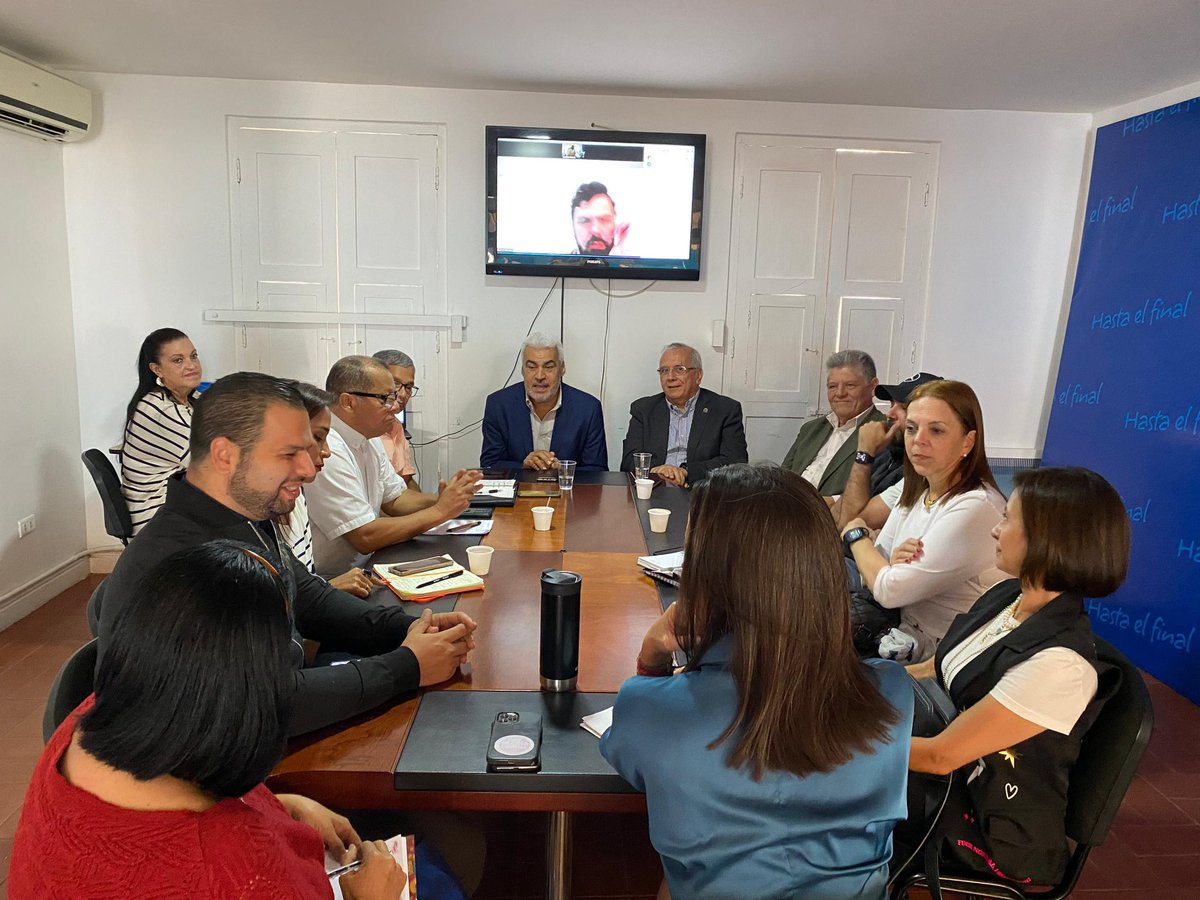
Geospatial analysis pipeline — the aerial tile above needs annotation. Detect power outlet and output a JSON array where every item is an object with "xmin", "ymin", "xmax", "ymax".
[{"xmin": 17, "ymin": 515, "xmax": 35, "ymax": 538}]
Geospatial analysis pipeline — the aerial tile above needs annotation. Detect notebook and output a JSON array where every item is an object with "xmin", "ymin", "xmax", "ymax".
[
  {"xmin": 637, "ymin": 550, "xmax": 684, "ymax": 587},
  {"xmin": 326, "ymin": 833, "xmax": 415, "ymax": 900},
  {"xmin": 470, "ymin": 478, "xmax": 518, "ymax": 507},
  {"xmin": 373, "ymin": 554, "xmax": 484, "ymax": 601}
]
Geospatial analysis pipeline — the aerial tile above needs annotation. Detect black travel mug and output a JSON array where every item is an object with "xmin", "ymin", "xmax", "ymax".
[{"xmin": 540, "ymin": 569, "xmax": 582, "ymax": 691}]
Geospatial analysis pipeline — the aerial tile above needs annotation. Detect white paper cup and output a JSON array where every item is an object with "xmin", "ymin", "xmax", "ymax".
[
  {"xmin": 532, "ymin": 505, "xmax": 555, "ymax": 531},
  {"xmin": 635, "ymin": 478, "xmax": 654, "ymax": 500},
  {"xmin": 466, "ymin": 545, "xmax": 494, "ymax": 575},
  {"xmin": 648, "ymin": 508, "xmax": 671, "ymax": 533}
]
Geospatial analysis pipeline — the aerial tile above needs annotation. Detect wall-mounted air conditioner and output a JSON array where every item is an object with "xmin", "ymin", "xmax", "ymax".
[{"xmin": 0, "ymin": 49, "xmax": 92, "ymax": 143}]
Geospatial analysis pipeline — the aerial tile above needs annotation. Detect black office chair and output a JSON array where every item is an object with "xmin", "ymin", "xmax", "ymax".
[
  {"xmin": 892, "ymin": 636, "xmax": 1155, "ymax": 900},
  {"xmin": 41, "ymin": 639, "xmax": 99, "ymax": 743},
  {"xmin": 82, "ymin": 449, "xmax": 134, "ymax": 545}
]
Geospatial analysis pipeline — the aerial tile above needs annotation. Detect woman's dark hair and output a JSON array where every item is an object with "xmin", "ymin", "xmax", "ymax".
[
  {"xmin": 79, "ymin": 540, "xmax": 295, "ymax": 798},
  {"xmin": 1013, "ymin": 466, "xmax": 1130, "ymax": 597},
  {"xmin": 289, "ymin": 381, "xmax": 336, "ymax": 418},
  {"xmin": 677, "ymin": 464, "xmax": 900, "ymax": 780},
  {"xmin": 898, "ymin": 379, "xmax": 1000, "ymax": 510},
  {"xmin": 126, "ymin": 327, "xmax": 190, "ymax": 423}
]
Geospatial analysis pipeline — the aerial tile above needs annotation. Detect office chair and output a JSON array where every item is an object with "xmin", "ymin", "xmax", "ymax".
[
  {"xmin": 82, "ymin": 449, "xmax": 134, "ymax": 545},
  {"xmin": 41, "ymin": 639, "xmax": 99, "ymax": 743},
  {"xmin": 893, "ymin": 636, "xmax": 1155, "ymax": 900}
]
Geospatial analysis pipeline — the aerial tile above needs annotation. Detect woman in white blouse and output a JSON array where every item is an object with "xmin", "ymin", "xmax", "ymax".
[
  {"xmin": 120, "ymin": 328, "xmax": 202, "ymax": 533},
  {"xmin": 842, "ymin": 380, "xmax": 1006, "ymax": 661},
  {"xmin": 902, "ymin": 467, "xmax": 1130, "ymax": 883}
]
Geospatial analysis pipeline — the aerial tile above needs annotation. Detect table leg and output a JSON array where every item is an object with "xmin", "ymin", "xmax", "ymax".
[{"xmin": 545, "ymin": 810, "xmax": 573, "ymax": 900}]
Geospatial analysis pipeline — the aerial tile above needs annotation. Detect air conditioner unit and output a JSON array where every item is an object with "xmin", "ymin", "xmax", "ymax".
[{"xmin": 0, "ymin": 49, "xmax": 92, "ymax": 143}]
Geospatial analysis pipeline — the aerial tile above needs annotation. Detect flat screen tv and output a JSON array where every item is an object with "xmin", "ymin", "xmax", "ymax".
[{"xmin": 486, "ymin": 125, "xmax": 706, "ymax": 281}]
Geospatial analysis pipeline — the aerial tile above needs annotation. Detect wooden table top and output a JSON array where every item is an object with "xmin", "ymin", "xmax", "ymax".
[{"xmin": 268, "ymin": 478, "xmax": 674, "ymax": 812}]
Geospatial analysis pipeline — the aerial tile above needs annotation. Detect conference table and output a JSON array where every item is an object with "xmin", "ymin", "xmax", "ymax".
[{"xmin": 268, "ymin": 470, "xmax": 691, "ymax": 899}]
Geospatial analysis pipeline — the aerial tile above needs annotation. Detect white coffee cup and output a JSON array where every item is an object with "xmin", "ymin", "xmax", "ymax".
[
  {"xmin": 466, "ymin": 545, "xmax": 494, "ymax": 575},
  {"xmin": 532, "ymin": 505, "xmax": 555, "ymax": 531},
  {"xmin": 647, "ymin": 508, "xmax": 670, "ymax": 533},
  {"xmin": 635, "ymin": 478, "xmax": 654, "ymax": 500}
]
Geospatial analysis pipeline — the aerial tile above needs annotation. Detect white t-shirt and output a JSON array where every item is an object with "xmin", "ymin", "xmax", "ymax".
[
  {"xmin": 879, "ymin": 478, "xmax": 904, "ymax": 510},
  {"xmin": 873, "ymin": 485, "xmax": 1007, "ymax": 660},
  {"xmin": 304, "ymin": 415, "xmax": 406, "ymax": 577},
  {"xmin": 940, "ymin": 603, "xmax": 1098, "ymax": 735}
]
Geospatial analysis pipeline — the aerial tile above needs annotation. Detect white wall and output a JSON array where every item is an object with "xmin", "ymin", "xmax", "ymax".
[
  {"xmin": 0, "ymin": 129, "xmax": 88, "ymax": 625},
  {"xmin": 63, "ymin": 73, "xmax": 1091, "ymax": 546}
]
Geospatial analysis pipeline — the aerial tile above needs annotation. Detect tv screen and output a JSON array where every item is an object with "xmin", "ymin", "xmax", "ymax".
[{"xmin": 486, "ymin": 126, "xmax": 706, "ymax": 281}]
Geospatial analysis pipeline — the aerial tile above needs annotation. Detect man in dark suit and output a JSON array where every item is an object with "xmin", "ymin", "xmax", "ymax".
[
  {"xmin": 620, "ymin": 343, "xmax": 747, "ymax": 486},
  {"xmin": 780, "ymin": 349, "xmax": 883, "ymax": 496},
  {"xmin": 481, "ymin": 333, "xmax": 608, "ymax": 471}
]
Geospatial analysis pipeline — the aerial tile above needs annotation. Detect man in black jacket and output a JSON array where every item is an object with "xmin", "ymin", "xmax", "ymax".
[
  {"xmin": 619, "ymin": 343, "xmax": 747, "ymax": 486},
  {"xmin": 88, "ymin": 372, "xmax": 476, "ymax": 736}
]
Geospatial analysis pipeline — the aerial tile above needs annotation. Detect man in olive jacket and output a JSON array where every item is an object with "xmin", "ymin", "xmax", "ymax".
[{"xmin": 780, "ymin": 349, "xmax": 883, "ymax": 496}]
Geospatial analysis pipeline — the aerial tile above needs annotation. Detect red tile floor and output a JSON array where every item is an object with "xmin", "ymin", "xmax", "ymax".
[{"xmin": 1, "ymin": 575, "xmax": 1198, "ymax": 898}]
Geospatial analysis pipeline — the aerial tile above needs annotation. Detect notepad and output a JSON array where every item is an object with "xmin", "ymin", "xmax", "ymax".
[
  {"xmin": 423, "ymin": 518, "xmax": 495, "ymax": 536},
  {"xmin": 326, "ymin": 833, "xmax": 415, "ymax": 900},
  {"xmin": 580, "ymin": 706, "xmax": 614, "ymax": 739},
  {"xmin": 373, "ymin": 554, "xmax": 484, "ymax": 601}
]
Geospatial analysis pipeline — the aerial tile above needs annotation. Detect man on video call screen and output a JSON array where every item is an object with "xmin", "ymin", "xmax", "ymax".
[{"xmin": 571, "ymin": 181, "xmax": 629, "ymax": 257}]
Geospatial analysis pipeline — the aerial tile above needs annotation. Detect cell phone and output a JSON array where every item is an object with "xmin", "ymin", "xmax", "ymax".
[
  {"xmin": 458, "ymin": 506, "xmax": 494, "ymax": 520},
  {"xmin": 385, "ymin": 556, "xmax": 453, "ymax": 577},
  {"xmin": 486, "ymin": 711, "xmax": 542, "ymax": 772},
  {"xmin": 480, "ymin": 467, "xmax": 512, "ymax": 479}
]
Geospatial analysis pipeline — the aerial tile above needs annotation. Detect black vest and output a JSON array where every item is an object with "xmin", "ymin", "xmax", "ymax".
[{"xmin": 933, "ymin": 579, "xmax": 1113, "ymax": 883}]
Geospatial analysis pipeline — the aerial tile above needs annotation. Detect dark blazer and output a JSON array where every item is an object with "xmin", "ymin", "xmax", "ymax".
[
  {"xmin": 480, "ymin": 382, "xmax": 608, "ymax": 471},
  {"xmin": 780, "ymin": 408, "xmax": 886, "ymax": 496},
  {"xmin": 619, "ymin": 388, "xmax": 747, "ymax": 485}
]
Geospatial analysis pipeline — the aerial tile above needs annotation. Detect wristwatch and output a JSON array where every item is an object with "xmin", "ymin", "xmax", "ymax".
[
  {"xmin": 843, "ymin": 526, "xmax": 871, "ymax": 550},
  {"xmin": 854, "ymin": 450, "xmax": 875, "ymax": 465}
]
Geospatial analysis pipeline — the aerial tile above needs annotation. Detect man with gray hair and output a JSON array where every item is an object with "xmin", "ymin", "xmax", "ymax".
[
  {"xmin": 620, "ymin": 342, "xmax": 747, "ymax": 486},
  {"xmin": 371, "ymin": 348, "xmax": 430, "ymax": 502},
  {"xmin": 481, "ymin": 332, "xmax": 608, "ymax": 471},
  {"xmin": 781, "ymin": 349, "xmax": 884, "ymax": 496},
  {"xmin": 305, "ymin": 355, "xmax": 482, "ymax": 576}
]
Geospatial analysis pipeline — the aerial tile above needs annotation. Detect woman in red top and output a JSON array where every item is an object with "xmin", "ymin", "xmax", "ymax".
[{"xmin": 10, "ymin": 541, "xmax": 406, "ymax": 900}]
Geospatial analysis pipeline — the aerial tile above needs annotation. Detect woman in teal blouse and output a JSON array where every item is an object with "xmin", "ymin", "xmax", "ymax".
[{"xmin": 601, "ymin": 464, "xmax": 914, "ymax": 899}]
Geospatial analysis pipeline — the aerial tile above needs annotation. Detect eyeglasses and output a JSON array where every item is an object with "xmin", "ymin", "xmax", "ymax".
[
  {"xmin": 656, "ymin": 366, "xmax": 699, "ymax": 377},
  {"xmin": 348, "ymin": 390, "xmax": 401, "ymax": 407},
  {"xmin": 393, "ymin": 382, "xmax": 420, "ymax": 396}
]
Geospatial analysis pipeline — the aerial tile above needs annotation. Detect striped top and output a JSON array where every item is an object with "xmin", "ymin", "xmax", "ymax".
[
  {"xmin": 119, "ymin": 389, "xmax": 196, "ymax": 533},
  {"xmin": 276, "ymin": 492, "xmax": 316, "ymax": 572}
]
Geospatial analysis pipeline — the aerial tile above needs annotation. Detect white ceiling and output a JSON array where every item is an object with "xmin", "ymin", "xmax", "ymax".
[{"xmin": 1, "ymin": 1, "xmax": 1199, "ymax": 113}]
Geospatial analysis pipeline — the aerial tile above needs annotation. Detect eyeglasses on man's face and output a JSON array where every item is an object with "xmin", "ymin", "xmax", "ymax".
[
  {"xmin": 392, "ymin": 381, "xmax": 420, "ymax": 396},
  {"xmin": 348, "ymin": 390, "xmax": 401, "ymax": 407},
  {"xmin": 657, "ymin": 365, "xmax": 699, "ymax": 377}
]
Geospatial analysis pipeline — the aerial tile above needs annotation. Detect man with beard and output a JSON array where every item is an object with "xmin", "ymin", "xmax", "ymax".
[
  {"xmin": 87, "ymin": 372, "xmax": 477, "ymax": 736},
  {"xmin": 570, "ymin": 181, "xmax": 629, "ymax": 256}
]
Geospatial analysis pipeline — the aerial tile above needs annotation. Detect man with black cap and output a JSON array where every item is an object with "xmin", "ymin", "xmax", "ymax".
[{"xmin": 832, "ymin": 372, "xmax": 944, "ymax": 531}]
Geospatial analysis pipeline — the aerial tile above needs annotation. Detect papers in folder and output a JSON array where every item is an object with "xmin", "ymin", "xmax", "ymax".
[{"xmin": 637, "ymin": 550, "xmax": 684, "ymax": 587}]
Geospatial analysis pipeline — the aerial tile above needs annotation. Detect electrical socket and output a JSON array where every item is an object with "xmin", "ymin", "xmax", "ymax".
[{"xmin": 17, "ymin": 515, "xmax": 35, "ymax": 538}]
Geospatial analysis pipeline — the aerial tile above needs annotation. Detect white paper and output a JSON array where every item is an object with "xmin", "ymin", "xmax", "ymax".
[
  {"xmin": 423, "ymin": 518, "xmax": 495, "ymax": 536},
  {"xmin": 327, "ymin": 834, "xmax": 411, "ymax": 900},
  {"xmin": 476, "ymin": 479, "xmax": 517, "ymax": 500},
  {"xmin": 637, "ymin": 550, "xmax": 684, "ymax": 573},
  {"xmin": 580, "ymin": 706, "xmax": 614, "ymax": 739}
]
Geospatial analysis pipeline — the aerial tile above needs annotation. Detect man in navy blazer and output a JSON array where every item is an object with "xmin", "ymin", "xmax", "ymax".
[
  {"xmin": 481, "ymin": 333, "xmax": 608, "ymax": 471},
  {"xmin": 620, "ymin": 343, "xmax": 747, "ymax": 486}
]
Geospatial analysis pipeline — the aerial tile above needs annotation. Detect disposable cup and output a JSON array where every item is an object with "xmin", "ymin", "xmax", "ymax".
[
  {"xmin": 633, "ymin": 452, "xmax": 652, "ymax": 479},
  {"xmin": 647, "ymin": 508, "xmax": 671, "ymax": 534},
  {"xmin": 635, "ymin": 478, "xmax": 654, "ymax": 500},
  {"xmin": 532, "ymin": 505, "xmax": 555, "ymax": 531},
  {"xmin": 466, "ymin": 545, "xmax": 494, "ymax": 575}
]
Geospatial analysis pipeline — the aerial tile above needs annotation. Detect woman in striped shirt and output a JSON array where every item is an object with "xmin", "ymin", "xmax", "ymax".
[{"xmin": 120, "ymin": 328, "xmax": 202, "ymax": 533}]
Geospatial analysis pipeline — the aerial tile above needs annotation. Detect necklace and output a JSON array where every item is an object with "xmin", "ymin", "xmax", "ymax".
[
  {"xmin": 923, "ymin": 490, "xmax": 942, "ymax": 510},
  {"xmin": 982, "ymin": 594, "xmax": 1023, "ymax": 638}
]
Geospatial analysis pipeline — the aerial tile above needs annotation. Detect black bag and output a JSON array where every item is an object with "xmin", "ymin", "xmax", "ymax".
[
  {"xmin": 889, "ymin": 675, "xmax": 958, "ymax": 900},
  {"xmin": 849, "ymin": 587, "xmax": 900, "ymax": 656}
]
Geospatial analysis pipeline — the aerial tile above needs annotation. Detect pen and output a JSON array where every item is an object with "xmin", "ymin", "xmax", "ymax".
[
  {"xmin": 326, "ymin": 859, "xmax": 363, "ymax": 879},
  {"xmin": 447, "ymin": 521, "xmax": 477, "ymax": 533},
  {"xmin": 415, "ymin": 569, "xmax": 463, "ymax": 589}
]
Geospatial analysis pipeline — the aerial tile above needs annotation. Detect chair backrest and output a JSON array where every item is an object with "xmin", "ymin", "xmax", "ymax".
[
  {"xmin": 81, "ymin": 449, "xmax": 134, "ymax": 544},
  {"xmin": 1065, "ymin": 636, "xmax": 1155, "ymax": 846},
  {"xmin": 41, "ymin": 639, "xmax": 99, "ymax": 743}
]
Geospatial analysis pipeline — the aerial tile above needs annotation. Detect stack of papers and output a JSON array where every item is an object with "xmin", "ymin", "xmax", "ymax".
[
  {"xmin": 637, "ymin": 550, "xmax": 684, "ymax": 587},
  {"xmin": 477, "ymin": 479, "xmax": 516, "ymax": 499},
  {"xmin": 327, "ymin": 833, "xmax": 415, "ymax": 900},
  {"xmin": 580, "ymin": 706, "xmax": 613, "ymax": 739}
]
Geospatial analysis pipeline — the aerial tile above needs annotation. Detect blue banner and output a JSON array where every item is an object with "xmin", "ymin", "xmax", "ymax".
[{"xmin": 1044, "ymin": 97, "xmax": 1200, "ymax": 702}]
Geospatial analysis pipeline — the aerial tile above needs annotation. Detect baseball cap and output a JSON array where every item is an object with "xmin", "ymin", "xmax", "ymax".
[{"xmin": 875, "ymin": 372, "xmax": 944, "ymax": 404}]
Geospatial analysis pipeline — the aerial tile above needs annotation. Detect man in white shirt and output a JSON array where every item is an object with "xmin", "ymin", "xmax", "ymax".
[
  {"xmin": 306, "ymin": 355, "xmax": 482, "ymax": 576},
  {"xmin": 780, "ymin": 350, "xmax": 884, "ymax": 496}
]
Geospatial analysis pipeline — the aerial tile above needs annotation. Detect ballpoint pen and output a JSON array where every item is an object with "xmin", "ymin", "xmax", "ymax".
[
  {"xmin": 415, "ymin": 569, "xmax": 464, "ymax": 589},
  {"xmin": 447, "ymin": 521, "xmax": 477, "ymax": 533},
  {"xmin": 325, "ymin": 858, "xmax": 363, "ymax": 879}
]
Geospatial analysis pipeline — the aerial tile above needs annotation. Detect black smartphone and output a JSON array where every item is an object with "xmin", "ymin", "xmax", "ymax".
[
  {"xmin": 479, "ymin": 467, "xmax": 511, "ymax": 479},
  {"xmin": 486, "ymin": 711, "xmax": 542, "ymax": 773},
  {"xmin": 458, "ymin": 506, "xmax": 494, "ymax": 520}
]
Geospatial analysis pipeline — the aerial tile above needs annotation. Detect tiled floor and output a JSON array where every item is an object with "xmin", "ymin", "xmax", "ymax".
[{"xmin": 2, "ymin": 575, "xmax": 1199, "ymax": 898}]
